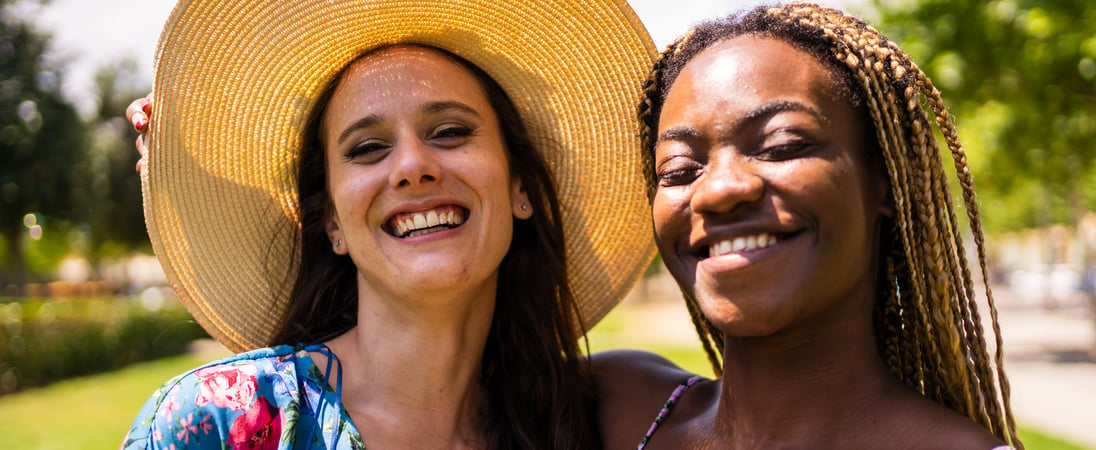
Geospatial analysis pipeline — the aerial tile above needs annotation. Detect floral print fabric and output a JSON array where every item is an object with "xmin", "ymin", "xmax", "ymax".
[{"xmin": 122, "ymin": 344, "xmax": 365, "ymax": 449}]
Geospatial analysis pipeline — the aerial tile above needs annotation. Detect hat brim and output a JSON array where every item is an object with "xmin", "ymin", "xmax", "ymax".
[{"xmin": 144, "ymin": 0, "xmax": 657, "ymax": 352}]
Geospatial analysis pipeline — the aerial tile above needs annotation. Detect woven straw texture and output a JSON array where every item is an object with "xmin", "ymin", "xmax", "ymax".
[{"xmin": 143, "ymin": 0, "xmax": 657, "ymax": 352}]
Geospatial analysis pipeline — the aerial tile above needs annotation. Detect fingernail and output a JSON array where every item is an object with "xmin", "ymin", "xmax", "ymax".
[
  {"xmin": 134, "ymin": 116, "xmax": 147, "ymax": 131},
  {"xmin": 141, "ymin": 98, "xmax": 151, "ymax": 114}
]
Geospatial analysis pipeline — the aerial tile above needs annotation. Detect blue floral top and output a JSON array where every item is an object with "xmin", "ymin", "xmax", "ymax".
[{"xmin": 121, "ymin": 344, "xmax": 365, "ymax": 449}]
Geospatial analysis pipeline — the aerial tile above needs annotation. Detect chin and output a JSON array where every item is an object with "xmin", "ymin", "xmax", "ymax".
[{"xmin": 694, "ymin": 291, "xmax": 792, "ymax": 338}]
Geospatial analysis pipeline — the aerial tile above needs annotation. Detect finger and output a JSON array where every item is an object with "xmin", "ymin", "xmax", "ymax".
[
  {"xmin": 132, "ymin": 113, "xmax": 148, "ymax": 133},
  {"xmin": 136, "ymin": 134, "xmax": 148, "ymax": 159},
  {"xmin": 126, "ymin": 96, "xmax": 152, "ymax": 132},
  {"xmin": 135, "ymin": 135, "xmax": 148, "ymax": 175},
  {"xmin": 125, "ymin": 97, "xmax": 145, "ymax": 122}
]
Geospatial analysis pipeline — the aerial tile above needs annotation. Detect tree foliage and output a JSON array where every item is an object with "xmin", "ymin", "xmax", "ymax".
[
  {"xmin": 874, "ymin": 0, "xmax": 1096, "ymax": 232},
  {"xmin": 0, "ymin": 0, "xmax": 87, "ymax": 288},
  {"xmin": 83, "ymin": 59, "xmax": 147, "ymax": 257}
]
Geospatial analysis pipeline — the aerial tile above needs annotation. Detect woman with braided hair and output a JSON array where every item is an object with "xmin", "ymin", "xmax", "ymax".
[{"xmin": 594, "ymin": 3, "xmax": 1021, "ymax": 449}]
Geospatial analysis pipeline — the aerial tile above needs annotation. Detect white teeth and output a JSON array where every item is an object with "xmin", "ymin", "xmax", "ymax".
[
  {"xmin": 709, "ymin": 233, "xmax": 778, "ymax": 258},
  {"xmin": 393, "ymin": 209, "xmax": 465, "ymax": 237},
  {"xmin": 732, "ymin": 237, "xmax": 746, "ymax": 252}
]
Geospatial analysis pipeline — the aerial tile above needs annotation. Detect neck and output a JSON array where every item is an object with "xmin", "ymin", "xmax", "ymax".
[
  {"xmin": 323, "ymin": 273, "xmax": 498, "ymax": 448},
  {"xmin": 709, "ymin": 310, "xmax": 905, "ymax": 447}
]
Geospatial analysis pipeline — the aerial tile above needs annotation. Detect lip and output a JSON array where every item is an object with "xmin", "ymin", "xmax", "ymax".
[{"xmin": 383, "ymin": 200, "xmax": 470, "ymax": 239}]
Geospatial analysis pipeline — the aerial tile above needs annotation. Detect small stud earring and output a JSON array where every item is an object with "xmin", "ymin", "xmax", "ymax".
[
  {"xmin": 519, "ymin": 203, "xmax": 528, "ymax": 212},
  {"xmin": 335, "ymin": 239, "xmax": 343, "ymax": 252}
]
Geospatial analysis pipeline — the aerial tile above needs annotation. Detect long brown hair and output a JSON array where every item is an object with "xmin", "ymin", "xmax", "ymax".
[
  {"xmin": 271, "ymin": 45, "xmax": 599, "ymax": 449},
  {"xmin": 637, "ymin": 3, "xmax": 1020, "ymax": 448}
]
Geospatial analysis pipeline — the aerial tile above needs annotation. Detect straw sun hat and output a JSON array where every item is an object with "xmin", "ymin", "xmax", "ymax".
[{"xmin": 143, "ymin": 0, "xmax": 657, "ymax": 352}]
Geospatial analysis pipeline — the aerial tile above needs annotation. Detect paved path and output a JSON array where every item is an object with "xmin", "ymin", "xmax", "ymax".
[{"xmin": 991, "ymin": 288, "xmax": 1096, "ymax": 449}]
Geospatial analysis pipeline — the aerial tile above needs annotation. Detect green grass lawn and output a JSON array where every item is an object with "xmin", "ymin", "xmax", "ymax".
[
  {"xmin": 0, "ymin": 353, "xmax": 218, "ymax": 450},
  {"xmin": 0, "ymin": 301, "xmax": 1088, "ymax": 449}
]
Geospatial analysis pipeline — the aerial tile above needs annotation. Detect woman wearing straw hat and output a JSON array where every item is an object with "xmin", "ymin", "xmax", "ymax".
[
  {"xmin": 593, "ymin": 3, "xmax": 1021, "ymax": 449},
  {"xmin": 121, "ymin": 0, "xmax": 655, "ymax": 448}
]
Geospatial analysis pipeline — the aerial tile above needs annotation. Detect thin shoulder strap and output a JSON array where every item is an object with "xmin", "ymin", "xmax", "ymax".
[
  {"xmin": 637, "ymin": 375, "xmax": 705, "ymax": 449},
  {"xmin": 299, "ymin": 343, "xmax": 344, "ymax": 448}
]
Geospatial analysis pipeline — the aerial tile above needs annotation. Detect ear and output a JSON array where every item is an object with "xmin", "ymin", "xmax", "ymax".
[
  {"xmin": 326, "ymin": 214, "xmax": 348, "ymax": 255},
  {"xmin": 511, "ymin": 177, "xmax": 533, "ymax": 220}
]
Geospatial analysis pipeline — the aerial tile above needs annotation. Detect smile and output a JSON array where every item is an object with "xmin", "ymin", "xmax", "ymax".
[
  {"xmin": 387, "ymin": 206, "xmax": 468, "ymax": 238},
  {"xmin": 708, "ymin": 232, "xmax": 779, "ymax": 258}
]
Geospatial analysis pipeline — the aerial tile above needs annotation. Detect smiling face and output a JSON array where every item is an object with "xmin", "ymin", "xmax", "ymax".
[
  {"xmin": 321, "ymin": 45, "xmax": 531, "ymax": 302},
  {"xmin": 651, "ymin": 36, "xmax": 890, "ymax": 337}
]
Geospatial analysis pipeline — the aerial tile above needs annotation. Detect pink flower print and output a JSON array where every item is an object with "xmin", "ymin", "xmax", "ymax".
[
  {"xmin": 228, "ymin": 396, "xmax": 282, "ymax": 450},
  {"xmin": 194, "ymin": 364, "xmax": 258, "ymax": 411},
  {"xmin": 174, "ymin": 413, "xmax": 213, "ymax": 445},
  {"xmin": 159, "ymin": 385, "xmax": 182, "ymax": 424},
  {"xmin": 198, "ymin": 414, "xmax": 213, "ymax": 434},
  {"xmin": 176, "ymin": 414, "xmax": 193, "ymax": 444}
]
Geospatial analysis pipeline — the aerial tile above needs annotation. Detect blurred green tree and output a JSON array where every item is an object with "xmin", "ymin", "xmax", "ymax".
[
  {"xmin": 82, "ymin": 59, "xmax": 148, "ymax": 263},
  {"xmin": 874, "ymin": 0, "xmax": 1096, "ymax": 232},
  {"xmin": 876, "ymin": 0, "xmax": 1096, "ymax": 353},
  {"xmin": 0, "ymin": 0, "xmax": 88, "ymax": 293}
]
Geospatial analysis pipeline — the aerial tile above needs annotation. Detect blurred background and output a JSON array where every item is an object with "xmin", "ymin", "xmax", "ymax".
[{"xmin": 1, "ymin": 0, "xmax": 1093, "ymax": 448}]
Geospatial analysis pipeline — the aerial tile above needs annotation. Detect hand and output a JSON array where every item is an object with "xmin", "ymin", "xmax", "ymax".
[{"xmin": 126, "ymin": 94, "xmax": 152, "ymax": 174}]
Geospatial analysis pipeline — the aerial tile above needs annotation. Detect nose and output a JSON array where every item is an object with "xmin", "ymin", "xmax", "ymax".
[
  {"xmin": 690, "ymin": 153, "xmax": 764, "ymax": 214},
  {"xmin": 388, "ymin": 139, "xmax": 441, "ymax": 189}
]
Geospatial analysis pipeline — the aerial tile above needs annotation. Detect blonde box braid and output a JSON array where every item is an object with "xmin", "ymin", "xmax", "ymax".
[{"xmin": 636, "ymin": 2, "xmax": 1019, "ymax": 447}]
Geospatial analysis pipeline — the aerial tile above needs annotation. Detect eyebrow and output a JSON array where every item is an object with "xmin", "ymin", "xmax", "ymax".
[
  {"xmin": 423, "ymin": 100, "xmax": 481, "ymax": 118},
  {"xmin": 336, "ymin": 101, "xmax": 483, "ymax": 145},
  {"xmin": 658, "ymin": 100, "xmax": 830, "ymax": 144}
]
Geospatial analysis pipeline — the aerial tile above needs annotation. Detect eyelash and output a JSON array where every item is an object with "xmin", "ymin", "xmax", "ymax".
[
  {"xmin": 344, "ymin": 141, "xmax": 388, "ymax": 161},
  {"xmin": 757, "ymin": 142, "xmax": 810, "ymax": 161},
  {"xmin": 431, "ymin": 125, "xmax": 474, "ymax": 140},
  {"xmin": 659, "ymin": 170, "xmax": 700, "ymax": 187},
  {"xmin": 656, "ymin": 157, "xmax": 702, "ymax": 186}
]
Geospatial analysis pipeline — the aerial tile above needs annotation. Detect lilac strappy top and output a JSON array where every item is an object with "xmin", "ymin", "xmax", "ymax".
[{"xmin": 637, "ymin": 375, "xmax": 705, "ymax": 449}]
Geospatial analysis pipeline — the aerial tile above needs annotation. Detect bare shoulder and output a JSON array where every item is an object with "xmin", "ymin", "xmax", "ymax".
[
  {"xmin": 877, "ymin": 388, "xmax": 1009, "ymax": 450},
  {"xmin": 591, "ymin": 349, "xmax": 707, "ymax": 450},
  {"xmin": 591, "ymin": 349, "xmax": 700, "ymax": 398},
  {"xmin": 917, "ymin": 406, "xmax": 1007, "ymax": 450}
]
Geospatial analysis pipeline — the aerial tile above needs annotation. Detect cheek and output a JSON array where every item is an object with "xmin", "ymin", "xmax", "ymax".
[
  {"xmin": 651, "ymin": 189, "xmax": 689, "ymax": 251},
  {"xmin": 327, "ymin": 168, "xmax": 382, "ymax": 222}
]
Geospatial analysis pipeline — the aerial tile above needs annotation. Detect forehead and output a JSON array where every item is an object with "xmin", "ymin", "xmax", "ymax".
[
  {"xmin": 659, "ymin": 36, "xmax": 850, "ymax": 132},
  {"xmin": 336, "ymin": 45, "xmax": 482, "ymax": 95},
  {"xmin": 673, "ymin": 36, "xmax": 838, "ymax": 102},
  {"xmin": 321, "ymin": 45, "xmax": 493, "ymax": 136}
]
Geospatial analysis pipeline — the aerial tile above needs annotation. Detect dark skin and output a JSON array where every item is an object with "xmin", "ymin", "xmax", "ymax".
[{"xmin": 594, "ymin": 36, "xmax": 1005, "ymax": 449}]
